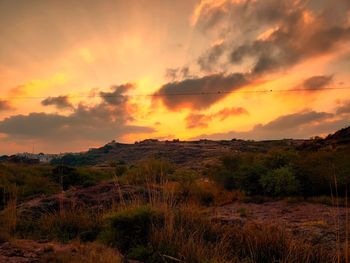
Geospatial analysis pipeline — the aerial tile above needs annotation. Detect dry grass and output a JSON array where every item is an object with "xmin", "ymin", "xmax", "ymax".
[
  {"xmin": 151, "ymin": 204, "xmax": 233, "ymax": 263},
  {"xmin": 0, "ymin": 189, "xmax": 17, "ymax": 242},
  {"xmin": 2, "ymin": 160, "xmax": 350, "ymax": 263}
]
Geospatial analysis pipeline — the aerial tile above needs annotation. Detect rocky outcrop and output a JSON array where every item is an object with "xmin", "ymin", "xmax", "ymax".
[{"xmin": 17, "ymin": 182, "xmax": 147, "ymax": 219}]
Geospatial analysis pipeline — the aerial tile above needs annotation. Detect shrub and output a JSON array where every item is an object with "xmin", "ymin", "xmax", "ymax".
[
  {"xmin": 294, "ymin": 149, "xmax": 350, "ymax": 196},
  {"xmin": 209, "ymin": 154, "xmax": 267, "ymax": 194},
  {"xmin": 100, "ymin": 206, "xmax": 163, "ymax": 255},
  {"xmin": 127, "ymin": 245, "xmax": 155, "ymax": 261},
  {"xmin": 169, "ymin": 169, "xmax": 197, "ymax": 197},
  {"xmin": 51, "ymin": 166, "xmax": 96, "ymax": 190},
  {"xmin": 209, "ymin": 155, "xmax": 240, "ymax": 190},
  {"xmin": 260, "ymin": 166, "xmax": 300, "ymax": 196},
  {"xmin": 235, "ymin": 164, "xmax": 266, "ymax": 195}
]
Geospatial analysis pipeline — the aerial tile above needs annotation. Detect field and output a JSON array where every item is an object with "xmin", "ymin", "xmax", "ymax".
[{"xmin": 1, "ymin": 127, "xmax": 350, "ymax": 263}]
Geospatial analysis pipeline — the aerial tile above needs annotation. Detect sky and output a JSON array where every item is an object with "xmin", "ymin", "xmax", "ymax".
[{"xmin": 0, "ymin": 0, "xmax": 350, "ymax": 154}]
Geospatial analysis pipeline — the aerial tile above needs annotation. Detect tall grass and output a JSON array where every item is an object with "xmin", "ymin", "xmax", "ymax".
[
  {"xmin": 102, "ymin": 171, "xmax": 341, "ymax": 262},
  {"xmin": 2, "ymin": 159, "xmax": 350, "ymax": 262},
  {"xmin": 0, "ymin": 186, "xmax": 18, "ymax": 242}
]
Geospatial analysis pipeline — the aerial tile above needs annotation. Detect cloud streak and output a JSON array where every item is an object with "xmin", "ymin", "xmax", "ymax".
[
  {"xmin": 186, "ymin": 106, "xmax": 248, "ymax": 128},
  {"xmin": 301, "ymin": 75, "xmax": 333, "ymax": 90}
]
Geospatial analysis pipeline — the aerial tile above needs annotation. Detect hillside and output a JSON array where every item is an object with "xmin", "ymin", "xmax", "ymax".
[
  {"xmin": 51, "ymin": 126, "xmax": 350, "ymax": 167},
  {"xmin": 298, "ymin": 126, "xmax": 350, "ymax": 151},
  {"xmin": 52, "ymin": 138, "xmax": 304, "ymax": 168}
]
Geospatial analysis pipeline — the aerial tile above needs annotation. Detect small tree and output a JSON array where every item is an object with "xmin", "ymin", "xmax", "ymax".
[{"xmin": 260, "ymin": 166, "xmax": 300, "ymax": 196}]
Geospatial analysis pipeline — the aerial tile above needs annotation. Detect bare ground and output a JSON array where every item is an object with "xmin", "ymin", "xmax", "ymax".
[{"xmin": 212, "ymin": 200, "xmax": 347, "ymax": 246}]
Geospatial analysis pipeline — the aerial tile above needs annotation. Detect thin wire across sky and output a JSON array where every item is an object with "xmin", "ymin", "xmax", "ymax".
[{"xmin": 2, "ymin": 86, "xmax": 350, "ymax": 100}]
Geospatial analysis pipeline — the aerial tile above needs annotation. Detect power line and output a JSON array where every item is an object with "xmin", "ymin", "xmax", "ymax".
[{"xmin": 2, "ymin": 86, "xmax": 350, "ymax": 100}]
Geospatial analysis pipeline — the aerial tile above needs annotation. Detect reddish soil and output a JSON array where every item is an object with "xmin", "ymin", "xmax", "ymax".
[{"xmin": 0, "ymin": 240, "xmax": 71, "ymax": 263}]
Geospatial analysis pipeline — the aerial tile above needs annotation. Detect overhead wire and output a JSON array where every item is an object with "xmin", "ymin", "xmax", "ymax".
[{"xmin": 1, "ymin": 86, "xmax": 350, "ymax": 100}]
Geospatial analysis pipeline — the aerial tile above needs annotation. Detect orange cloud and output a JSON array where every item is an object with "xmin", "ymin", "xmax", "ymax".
[{"xmin": 186, "ymin": 106, "xmax": 248, "ymax": 129}]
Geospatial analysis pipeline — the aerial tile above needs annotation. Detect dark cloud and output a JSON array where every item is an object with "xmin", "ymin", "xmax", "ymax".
[
  {"xmin": 0, "ymin": 112, "xmax": 153, "ymax": 142},
  {"xmin": 230, "ymin": 25, "xmax": 350, "ymax": 75},
  {"xmin": 99, "ymin": 83, "xmax": 133, "ymax": 106},
  {"xmin": 154, "ymin": 73, "xmax": 250, "ymax": 110},
  {"xmin": 165, "ymin": 68, "xmax": 179, "ymax": 80},
  {"xmin": 41, "ymin": 96, "xmax": 73, "ymax": 109},
  {"xmin": 185, "ymin": 106, "xmax": 248, "ymax": 129},
  {"xmin": 336, "ymin": 101, "xmax": 350, "ymax": 114},
  {"xmin": 164, "ymin": 67, "xmax": 191, "ymax": 81},
  {"xmin": 155, "ymin": 0, "xmax": 350, "ymax": 112},
  {"xmin": 195, "ymin": 0, "xmax": 350, "ymax": 75},
  {"xmin": 301, "ymin": 75, "xmax": 333, "ymax": 90},
  {"xmin": 197, "ymin": 43, "xmax": 225, "ymax": 72},
  {"xmin": 258, "ymin": 111, "xmax": 333, "ymax": 131},
  {"xmin": 0, "ymin": 100, "xmax": 12, "ymax": 112},
  {"xmin": 0, "ymin": 84, "xmax": 154, "ymax": 144}
]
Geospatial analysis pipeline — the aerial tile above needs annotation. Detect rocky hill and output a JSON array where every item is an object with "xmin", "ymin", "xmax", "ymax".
[
  {"xmin": 298, "ymin": 126, "xmax": 350, "ymax": 151},
  {"xmin": 52, "ymin": 139, "xmax": 304, "ymax": 168}
]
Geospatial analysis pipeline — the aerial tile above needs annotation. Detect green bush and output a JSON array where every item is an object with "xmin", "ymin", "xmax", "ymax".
[
  {"xmin": 294, "ymin": 149, "xmax": 350, "ymax": 196},
  {"xmin": 51, "ymin": 166, "xmax": 97, "ymax": 190},
  {"xmin": 100, "ymin": 206, "xmax": 163, "ymax": 254},
  {"xmin": 127, "ymin": 245, "xmax": 155, "ymax": 261},
  {"xmin": 210, "ymin": 154, "xmax": 266, "ymax": 194},
  {"xmin": 260, "ymin": 166, "xmax": 300, "ymax": 196},
  {"xmin": 235, "ymin": 164, "xmax": 266, "ymax": 195}
]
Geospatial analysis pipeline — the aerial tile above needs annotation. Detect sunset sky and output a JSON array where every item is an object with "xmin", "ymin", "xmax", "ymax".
[{"xmin": 1, "ymin": 0, "xmax": 350, "ymax": 154}]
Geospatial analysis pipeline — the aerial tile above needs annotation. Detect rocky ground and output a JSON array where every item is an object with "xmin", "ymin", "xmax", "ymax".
[
  {"xmin": 0, "ymin": 240, "xmax": 73, "ymax": 263},
  {"xmin": 17, "ymin": 182, "xmax": 144, "ymax": 218}
]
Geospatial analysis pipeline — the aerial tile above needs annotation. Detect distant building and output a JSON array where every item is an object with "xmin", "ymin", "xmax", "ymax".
[{"xmin": 14, "ymin": 152, "xmax": 60, "ymax": 163}]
